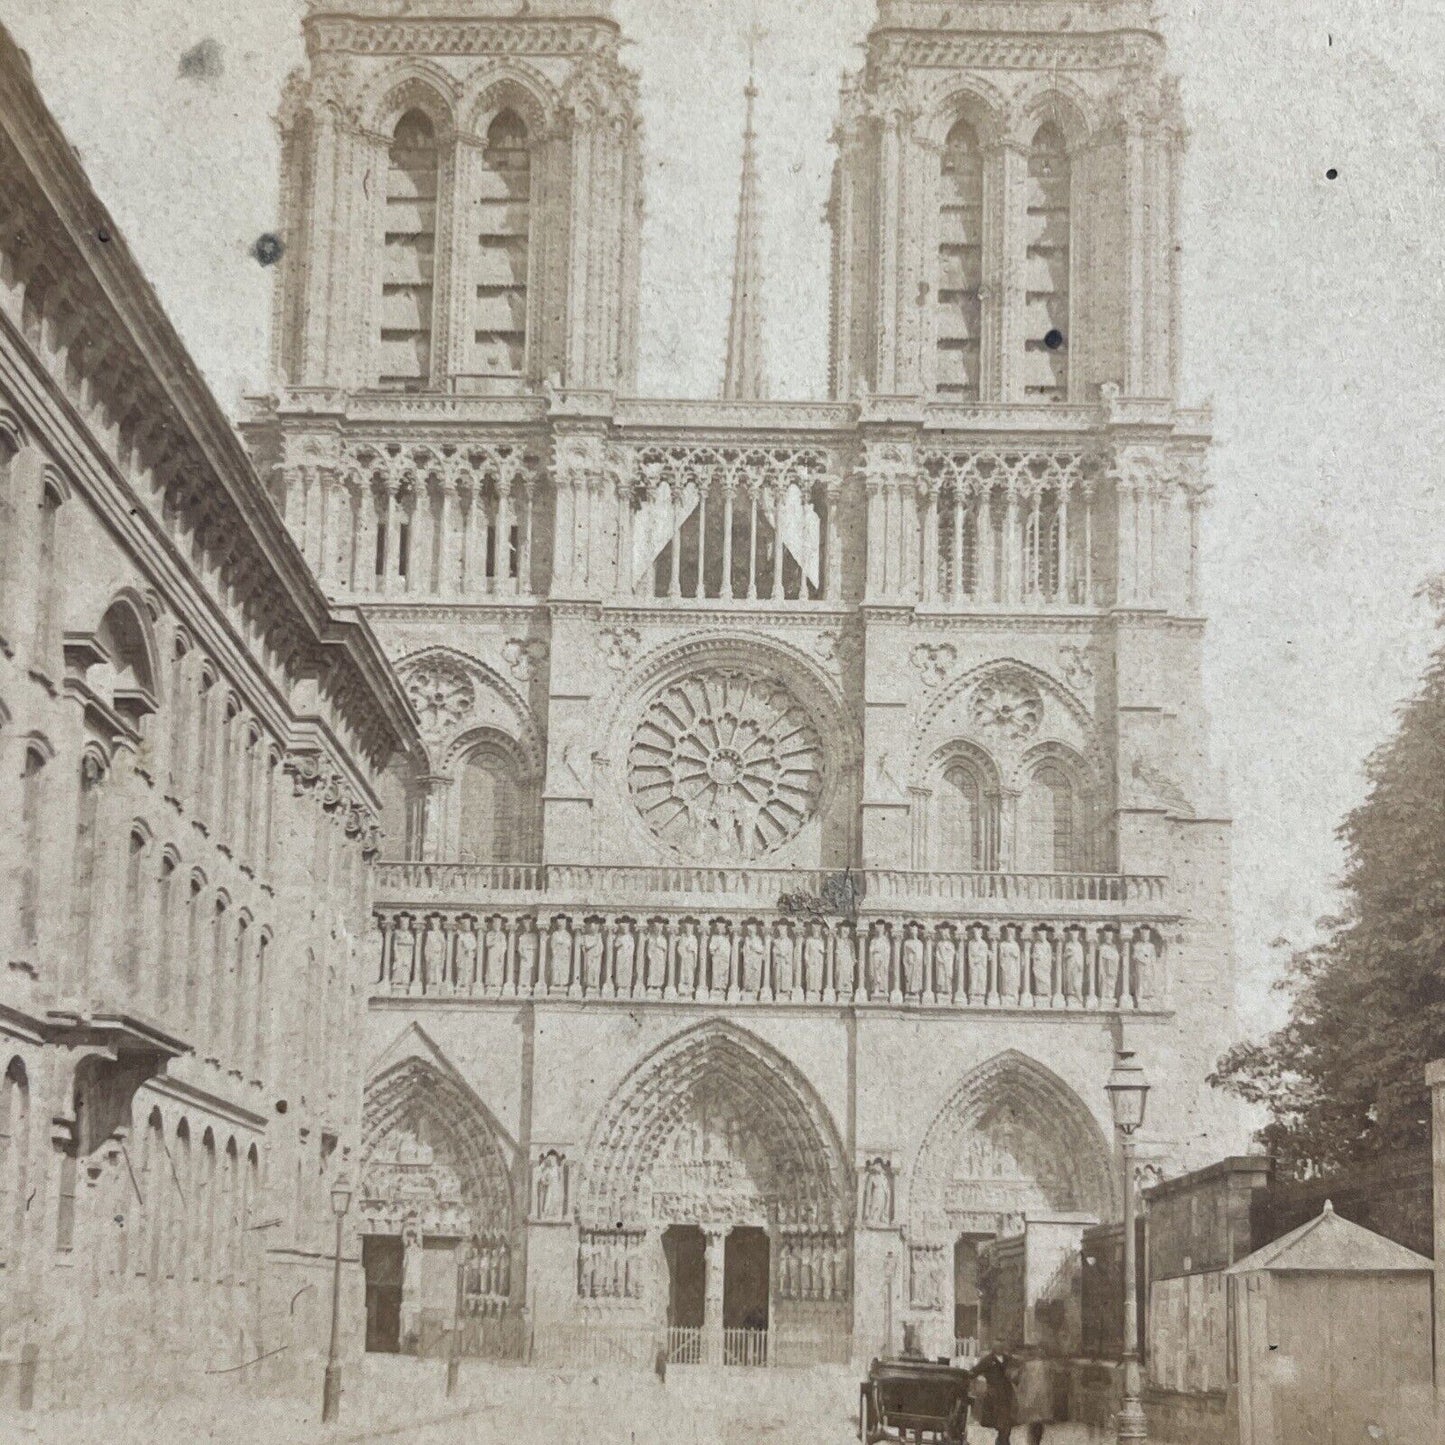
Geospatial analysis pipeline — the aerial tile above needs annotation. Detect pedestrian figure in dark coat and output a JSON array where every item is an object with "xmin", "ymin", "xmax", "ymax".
[{"xmin": 971, "ymin": 1347, "xmax": 1016, "ymax": 1444}]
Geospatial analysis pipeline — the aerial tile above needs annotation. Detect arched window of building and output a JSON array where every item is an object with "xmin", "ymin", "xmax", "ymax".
[
  {"xmin": 1022, "ymin": 758, "xmax": 1085, "ymax": 873},
  {"xmin": 231, "ymin": 914, "xmax": 251, "ymax": 1063},
  {"xmin": 209, "ymin": 895, "xmax": 230, "ymax": 1045},
  {"xmin": 243, "ymin": 1145, "xmax": 260, "ymax": 1289},
  {"xmin": 252, "ymin": 931, "xmax": 270, "ymax": 1084},
  {"xmin": 0, "ymin": 1058, "xmax": 29, "ymax": 1269},
  {"xmin": 218, "ymin": 697, "xmax": 240, "ymax": 835},
  {"xmin": 194, "ymin": 667, "xmax": 216, "ymax": 822},
  {"xmin": 143, "ymin": 1108, "xmax": 164, "ymax": 1283},
  {"xmin": 937, "ymin": 118, "xmax": 984, "ymax": 400},
  {"xmin": 222, "ymin": 1137, "xmax": 239, "ymax": 1286},
  {"xmin": 33, "ymin": 475, "xmax": 64, "ymax": 668},
  {"xmin": 122, "ymin": 826, "xmax": 148, "ymax": 989},
  {"xmin": 173, "ymin": 1119, "xmax": 191, "ymax": 1281},
  {"xmin": 71, "ymin": 751, "xmax": 106, "ymax": 975},
  {"xmin": 937, "ymin": 759, "xmax": 997, "ymax": 871},
  {"xmin": 169, "ymin": 634, "xmax": 192, "ymax": 794},
  {"xmin": 1023, "ymin": 121, "xmax": 1071, "ymax": 402},
  {"xmin": 19, "ymin": 744, "xmax": 47, "ymax": 950},
  {"xmin": 457, "ymin": 739, "xmax": 523, "ymax": 864},
  {"xmin": 198, "ymin": 1129, "xmax": 216, "ymax": 1285},
  {"xmin": 379, "ymin": 110, "xmax": 441, "ymax": 391},
  {"xmin": 184, "ymin": 872, "xmax": 206, "ymax": 1030},
  {"xmin": 472, "ymin": 109, "xmax": 532, "ymax": 384}
]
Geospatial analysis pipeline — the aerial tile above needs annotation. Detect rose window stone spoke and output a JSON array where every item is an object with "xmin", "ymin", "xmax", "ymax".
[{"xmin": 627, "ymin": 670, "xmax": 823, "ymax": 861}]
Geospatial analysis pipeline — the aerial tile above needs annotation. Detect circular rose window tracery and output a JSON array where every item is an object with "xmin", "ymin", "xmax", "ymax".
[{"xmin": 628, "ymin": 670, "xmax": 823, "ymax": 861}]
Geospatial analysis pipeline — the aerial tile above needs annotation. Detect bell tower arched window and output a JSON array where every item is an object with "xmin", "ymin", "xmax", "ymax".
[
  {"xmin": 379, "ymin": 110, "xmax": 441, "ymax": 391},
  {"xmin": 457, "ymin": 740, "xmax": 523, "ymax": 864},
  {"xmin": 937, "ymin": 119, "xmax": 984, "ymax": 400},
  {"xmin": 472, "ymin": 110, "xmax": 533, "ymax": 384},
  {"xmin": 1023, "ymin": 121, "xmax": 1071, "ymax": 402},
  {"xmin": 1022, "ymin": 759, "xmax": 1084, "ymax": 872},
  {"xmin": 938, "ymin": 760, "xmax": 998, "ymax": 871}
]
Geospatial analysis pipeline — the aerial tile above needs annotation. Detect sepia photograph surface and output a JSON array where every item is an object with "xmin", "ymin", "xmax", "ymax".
[{"xmin": 0, "ymin": 0, "xmax": 1441, "ymax": 1440}]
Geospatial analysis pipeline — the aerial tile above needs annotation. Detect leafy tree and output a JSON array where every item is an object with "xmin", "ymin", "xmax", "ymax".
[{"xmin": 1212, "ymin": 620, "xmax": 1445, "ymax": 1177}]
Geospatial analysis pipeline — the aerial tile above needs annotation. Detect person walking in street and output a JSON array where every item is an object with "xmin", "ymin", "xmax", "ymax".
[
  {"xmin": 970, "ymin": 1345, "xmax": 1016, "ymax": 1443},
  {"xmin": 1013, "ymin": 1343, "xmax": 1053, "ymax": 1444}
]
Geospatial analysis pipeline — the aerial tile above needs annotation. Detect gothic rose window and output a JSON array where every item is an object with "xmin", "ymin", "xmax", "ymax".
[{"xmin": 627, "ymin": 670, "xmax": 823, "ymax": 862}]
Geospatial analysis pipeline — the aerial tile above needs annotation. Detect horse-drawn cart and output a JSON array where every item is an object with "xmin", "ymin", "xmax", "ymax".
[{"xmin": 859, "ymin": 1357, "xmax": 972, "ymax": 1443}]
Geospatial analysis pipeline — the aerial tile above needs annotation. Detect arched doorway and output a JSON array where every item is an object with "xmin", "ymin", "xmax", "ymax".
[
  {"xmin": 907, "ymin": 1051, "xmax": 1115, "ymax": 1353},
  {"xmin": 579, "ymin": 1022, "xmax": 851, "ymax": 1365},
  {"xmin": 360, "ymin": 1058, "xmax": 516, "ymax": 1358}
]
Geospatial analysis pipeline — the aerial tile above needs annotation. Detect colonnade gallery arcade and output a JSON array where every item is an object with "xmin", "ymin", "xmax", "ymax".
[{"xmin": 256, "ymin": 0, "xmax": 1235, "ymax": 1368}]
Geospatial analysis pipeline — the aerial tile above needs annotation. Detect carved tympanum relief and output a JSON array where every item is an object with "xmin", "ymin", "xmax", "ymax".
[{"xmin": 627, "ymin": 669, "xmax": 823, "ymax": 862}]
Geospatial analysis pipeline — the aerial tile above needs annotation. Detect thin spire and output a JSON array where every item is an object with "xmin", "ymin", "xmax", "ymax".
[{"xmin": 723, "ymin": 37, "xmax": 768, "ymax": 402}]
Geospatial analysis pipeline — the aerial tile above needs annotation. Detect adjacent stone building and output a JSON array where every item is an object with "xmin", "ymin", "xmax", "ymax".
[
  {"xmin": 243, "ymin": 0, "xmax": 1242, "ymax": 1367},
  {"xmin": 0, "ymin": 27, "xmax": 419, "ymax": 1404}
]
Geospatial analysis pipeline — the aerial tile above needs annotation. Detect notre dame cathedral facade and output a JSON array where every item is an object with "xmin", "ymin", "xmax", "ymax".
[{"xmin": 241, "ymin": 0, "xmax": 1238, "ymax": 1366}]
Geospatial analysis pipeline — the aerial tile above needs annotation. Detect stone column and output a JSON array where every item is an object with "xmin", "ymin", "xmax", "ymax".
[
  {"xmin": 703, "ymin": 1226, "xmax": 727, "ymax": 1366},
  {"xmin": 1429, "ymin": 1059, "xmax": 1445, "ymax": 1427}
]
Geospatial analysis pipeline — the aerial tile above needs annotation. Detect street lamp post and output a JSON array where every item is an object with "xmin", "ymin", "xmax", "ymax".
[
  {"xmin": 322, "ymin": 1174, "xmax": 352, "ymax": 1425},
  {"xmin": 1106, "ymin": 1049, "xmax": 1150, "ymax": 1445}
]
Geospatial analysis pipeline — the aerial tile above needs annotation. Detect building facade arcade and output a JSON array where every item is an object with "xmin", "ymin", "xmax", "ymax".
[
  {"xmin": 244, "ymin": 0, "xmax": 1238, "ymax": 1368},
  {"xmin": 0, "ymin": 30, "xmax": 420, "ymax": 1406}
]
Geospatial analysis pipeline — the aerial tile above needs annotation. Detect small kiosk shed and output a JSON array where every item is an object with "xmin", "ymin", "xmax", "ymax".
[{"xmin": 1226, "ymin": 1201, "xmax": 1434, "ymax": 1445}]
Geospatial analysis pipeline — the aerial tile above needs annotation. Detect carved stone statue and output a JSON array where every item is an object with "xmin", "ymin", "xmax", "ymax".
[
  {"xmin": 1097, "ymin": 932, "xmax": 1121, "ymax": 1006},
  {"xmin": 802, "ymin": 922, "xmax": 825, "ymax": 998},
  {"xmin": 902, "ymin": 923, "xmax": 925, "ymax": 998},
  {"xmin": 421, "ymin": 918, "xmax": 446, "ymax": 993},
  {"xmin": 741, "ymin": 921, "xmax": 766, "ymax": 997},
  {"xmin": 867, "ymin": 923, "xmax": 890, "ymax": 999},
  {"xmin": 933, "ymin": 932, "xmax": 957, "ymax": 1001},
  {"xmin": 1062, "ymin": 932, "xmax": 1085, "ymax": 1002},
  {"xmin": 1029, "ymin": 932, "xmax": 1053, "ymax": 1005},
  {"xmin": 675, "ymin": 922, "xmax": 699, "ymax": 996},
  {"xmin": 1133, "ymin": 931, "xmax": 1157, "ymax": 1004},
  {"xmin": 862, "ymin": 1159, "xmax": 891, "ymax": 1226},
  {"xmin": 708, "ymin": 921, "xmax": 732, "ymax": 997},
  {"xmin": 834, "ymin": 927, "xmax": 856, "ymax": 997},
  {"xmin": 548, "ymin": 919, "xmax": 572, "ymax": 993},
  {"xmin": 998, "ymin": 927, "xmax": 1021, "ymax": 1003},
  {"xmin": 580, "ymin": 922, "xmax": 604, "ymax": 994},
  {"xmin": 390, "ymin": 917, "xmax": 415, "ymax": 991},
  {"xmin": 400, "ymin": 1218, "xmax": 424, "ymax": 1352},
  {"xmin": 645, "ymin": 921, "xmax": 669, "ymax": 995},
  {"xmin": 535, "ymin": 1151, "xmax": 564, "ymax": 1221},
  {"xmin": 966, "ymin": 929, "xmax": 989, "ymax": 1002},
  {"xmin": 613, "ymin": 922, "xmax": 636, "ymax": 996},
  {"xmin": 483, "ymin": 918, "xmax": 507, "ymax": 993},
  {"xmin": 773, "ymin": 923, "xmax": 796, "ymax": 999},
  {"xmin": 455, "ymin": 921, "xmax": 478, "ymax": 992},
  {"xmin": 516, "ymin": 921, "xmax": 538, "ymax": 994}
]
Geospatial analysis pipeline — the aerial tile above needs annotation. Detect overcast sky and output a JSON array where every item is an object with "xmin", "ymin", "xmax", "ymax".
[{"xmin": 7, "ymin": 0, "xmax": 1444, "ymax": 1036}]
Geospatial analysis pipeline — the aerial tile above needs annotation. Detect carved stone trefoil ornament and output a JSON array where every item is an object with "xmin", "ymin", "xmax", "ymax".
[{"xmin": 627, "ymin": 669, "xmax": 823, "ymax": 862}]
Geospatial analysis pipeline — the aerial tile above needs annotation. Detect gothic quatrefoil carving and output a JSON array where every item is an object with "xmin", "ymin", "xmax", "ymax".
[
  {"xmin": 969, "ymin": 675, "xmax": 1044, "ymax": 742},
  {"xmin": 627, "ymin": 670, "xmax": 823, "ymax": 862},
  {"xmin": 403, "ymin": 658, "xmax": 476, "ymax": 734}
]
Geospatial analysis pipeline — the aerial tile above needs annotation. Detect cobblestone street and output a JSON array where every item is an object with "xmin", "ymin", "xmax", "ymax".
[{"xmin": 7, "ymin": 1359, "xmax": 1118, "ymax": 1445}]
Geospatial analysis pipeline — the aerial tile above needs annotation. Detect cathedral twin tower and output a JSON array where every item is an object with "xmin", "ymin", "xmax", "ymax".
[{"xmin": 244, "ymin": 0, "xmax": 1235, "ymax": 1363}]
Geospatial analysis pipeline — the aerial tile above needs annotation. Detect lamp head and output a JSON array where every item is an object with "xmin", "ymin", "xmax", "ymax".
[
  {"xmin": 1106, "ymin": 1049, "xmax": 1150, "ymax": 1135},
  {"xmin": 330, "ymin": 1174, "xmax": 352, "ymax": 1217}
]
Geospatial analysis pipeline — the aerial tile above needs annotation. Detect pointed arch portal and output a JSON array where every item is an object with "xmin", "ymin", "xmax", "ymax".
[
  {"xmin": 581, "ymin": 1021, "xmax": 850, "ymax": 1234},
  {"xmin": 360, "ymin": 1057, "xmax": 517, "ymax": 1356},
  {"xmin": 909, "ymin": 1050, "xmax": 1115, "ymax": 1245}
]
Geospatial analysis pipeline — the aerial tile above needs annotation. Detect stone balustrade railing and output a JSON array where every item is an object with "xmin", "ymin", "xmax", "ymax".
[
  {"xmin": 373, "ymin": 862, "xmax": 1168, "ymax": 916},
  {"xmin": 371, "ymin": 907, "xmax": 1168, "ymax": 1012}
]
